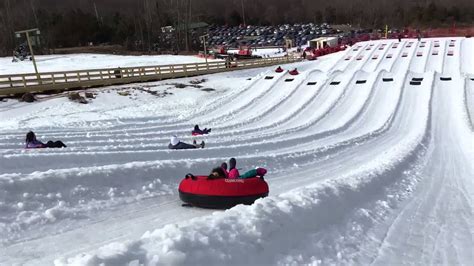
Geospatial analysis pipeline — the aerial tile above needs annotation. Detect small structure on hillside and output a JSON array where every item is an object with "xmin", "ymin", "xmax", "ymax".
[{"xmin": 307, "ymin": 37, "xmax": 338, "ymax": 49}]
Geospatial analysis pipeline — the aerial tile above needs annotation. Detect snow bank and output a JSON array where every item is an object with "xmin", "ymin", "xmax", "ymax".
[
  {"xmin": 0, "ymin": 73, "xmax": 246, "ymax": 130},
  {"xmin": 56, "ymin": 143, "xmax": 428, "ymax": 266},
  {"xmin": 0, "ymin": 54, "xmax": 221, "ymax": 75}
]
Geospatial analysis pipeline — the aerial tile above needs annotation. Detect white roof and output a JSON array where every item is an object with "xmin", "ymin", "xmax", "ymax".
[{"xmin": 309, "ymin": 36, "xmax": 338, "ymax": 42}]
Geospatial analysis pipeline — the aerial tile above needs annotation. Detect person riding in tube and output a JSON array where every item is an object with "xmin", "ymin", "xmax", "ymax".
[
  {"xmin": 25, "ymin": 131, "xmax": 67, "ymax": 149},
  {"xmin": 221, "ymin": 162, "xmax": 229, "ymax": 178},
  {"xmin": 239, "ymin": 168, "xmax": 267, "ymax": 179},
  {"xmin": 168, "ymin": 135, "xmax": 204, "ymax": 149},
  {"xmin": 208, "ymin": 167, "xmax": 227, "ymax": 180},
  {"xmin": 228, "ymin": 157, "xmax": 240, "ymax": 179},
  {"xmin": 289, "ymin": 68, "xmax": 299, "ymax": 75},
  {"xmin": 192, "ymin": 125, "xmax": 211, "ymax": 135}
]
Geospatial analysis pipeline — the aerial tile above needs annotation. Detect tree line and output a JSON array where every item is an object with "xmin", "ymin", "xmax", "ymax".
[{"xmin": 0, "ymin": 0, "xmax": 473, "ymax": 56}]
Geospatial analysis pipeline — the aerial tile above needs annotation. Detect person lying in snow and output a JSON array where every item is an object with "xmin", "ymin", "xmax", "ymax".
[
  {"xmin": 168, "ymin": 135, "xmax": 204, "ymax": 149},
  {"xmin": 192, "ymin": 125, "xmax": 211, "ymax": 135},
  {"xmin": 25, "ymin": 131, "xmax": 67, "ymax": 148}
]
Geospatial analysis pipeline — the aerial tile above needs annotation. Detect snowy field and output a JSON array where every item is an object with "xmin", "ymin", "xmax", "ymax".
[
  {"xmin": 0, "ymin": 54, "xmax": 222, "ymax": 75},
  {"xmin": 0, "ymin": 37, "xmax": 473, "ymax": 265}
]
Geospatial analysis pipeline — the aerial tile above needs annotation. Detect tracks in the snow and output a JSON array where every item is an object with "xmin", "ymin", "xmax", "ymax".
[{"xmin": 0, "ymin": 39, "xmax": 471, "ymax": 261}]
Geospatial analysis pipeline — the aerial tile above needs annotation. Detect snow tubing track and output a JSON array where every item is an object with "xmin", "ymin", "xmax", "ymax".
[{"xmin": 0, "ymin": 38, "xmax": 473, "ymax": 265}]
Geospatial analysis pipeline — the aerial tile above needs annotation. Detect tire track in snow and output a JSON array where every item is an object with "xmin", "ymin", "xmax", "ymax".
[
  {"xmin": 369, "ymin": 74, "xmax": 473, "ymax": 265},
  {"xmin": 464, "ymin": 78, "xmax": 474, "ymax": 129},
  {"xmin": 0, "ymin": 38, "xmax": 468, "ymax": 264},
  {"xmin": 0, "ymin": 57, "xmax": 408, "ymax": 173},
  {"xmin": 0, "ymin": 49, "xmax": 410, "ymax": 176},
  {"xmin": 51, "ymin": 66, "xmax": 435, "ymax": 266}
]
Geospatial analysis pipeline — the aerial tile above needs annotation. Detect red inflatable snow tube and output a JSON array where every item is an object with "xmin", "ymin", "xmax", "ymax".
[
  {"xmin": 289, "ymin": 68, "xmax": 299, "ymax": 75},
  {"xmin": 179, "ymin": 175, "xmax": 269, "ymax": 209}
]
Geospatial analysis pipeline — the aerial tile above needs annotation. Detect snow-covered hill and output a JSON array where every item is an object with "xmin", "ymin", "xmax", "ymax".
[
  {"xmin": 0, "ymin": 53, "xmax": 221, "ymax": 75},
  {"xmin": 0, "ymin": 38, "xmax": 472, "ymax": 265}
]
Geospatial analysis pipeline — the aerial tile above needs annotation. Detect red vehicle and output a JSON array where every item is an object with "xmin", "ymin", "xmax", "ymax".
[
  {"xmin": 304, "ymin": 45, "xmax": 346, "ymax": 60},
  {"xmin": 213, "ymin": 46, "xmax": 227, "ymax": 54},
  {"xmin": 234, "ymin": 46, "xmax": 256, "ymax": 59}
]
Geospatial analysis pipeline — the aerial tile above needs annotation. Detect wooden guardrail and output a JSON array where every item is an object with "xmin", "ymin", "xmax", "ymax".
[{"xmin": 0, "ymin": 56, "xmax": 301, "ymax": 96}]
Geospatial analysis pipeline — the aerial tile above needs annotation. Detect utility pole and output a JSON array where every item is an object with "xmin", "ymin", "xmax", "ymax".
[
  {"xmin": 93, "ymin": 1, "xmax": 101, "ymax": 24},
  {"xmin": 15, "ymin": 28, "xmax": 41, "ymax": 84},
  {"xmin": 200, "ymin": 34, "xmax": 209, "ymax": 69},
  {"xmin": 241, "ymin": 0, "xmax": 246, "ymax": 26}
]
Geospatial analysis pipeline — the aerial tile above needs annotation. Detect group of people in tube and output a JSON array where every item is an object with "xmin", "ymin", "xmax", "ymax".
[{"xmin": 206, "ymin": 157, "xmax": 267, "ymax": 180}]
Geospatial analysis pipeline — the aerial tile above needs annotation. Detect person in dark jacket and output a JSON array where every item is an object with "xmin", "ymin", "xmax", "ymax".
[
  {"xmin": 25, "ymin": 131, "xmax": 67, "ymax": 148},
  {"xmin": 208, "ymin": 167, "xmax": 227, "ymax": 179},
  {"xmin": 221, "ymin": 162, "xmax": 229, "ymax": 177},
  {"xmin": 168, "ymin": 135, "xmax": 204, "ymax": 149},
  {"xmin": 192, "ymin": 125, "xmax": 211, "ymax": 135}
]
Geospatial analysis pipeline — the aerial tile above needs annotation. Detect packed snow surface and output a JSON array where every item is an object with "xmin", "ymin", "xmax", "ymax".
[
  {"xmin": 0, "ymin": 38, "xmax": 473, "ymax": 265},
  {"xmin": 0, "ymin": 53, "xmax": 220, "ymax": 75}
]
